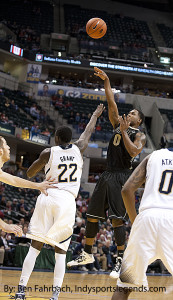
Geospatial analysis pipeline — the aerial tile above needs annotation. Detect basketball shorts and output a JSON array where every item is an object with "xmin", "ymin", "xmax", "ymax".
[
  {"xmin": 26, "ymin": 189, "xmax": 76, "ymax": 251},
  {"xmin": 86, "ymin": 170, "xmax": 131, "ymax": 220},
  {"xmin": 117, "ymin": 208, "xmax": 173, "ymax": 289}
]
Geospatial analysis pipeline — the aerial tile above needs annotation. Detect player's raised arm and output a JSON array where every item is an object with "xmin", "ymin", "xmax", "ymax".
[
  {"xmin": 119, "ymin": 115, "xmax": 146, "ymax": 157},
  {"xmin": 27, "ymin": 148, "xmax": 50, "ymax": 178},
  {"xmin": 94, "ymin": 67, "xmax": 119, "ymax": 128},
  {"xmin": 74, "ymin": 104, "xmax": 105, "ymax": 154},
  {"xmin": 0, "ymin": 169, "xmax": 56, "ymax": 196},
  {"xmin": 0, "ymin": 219, "xmax": 23, "ymax": 236},
  {"xmin": 121, "ymin": 155, "xmax": 149, "ymax": 224}
]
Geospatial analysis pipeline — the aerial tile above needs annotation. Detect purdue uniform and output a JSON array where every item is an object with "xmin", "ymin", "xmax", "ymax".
[
  {"xmin": 87, "ymin": 126, "xmax": 139, "ymax": 220},
  {"xmin": 27, "ymin": 144, "xmax": 83, "ymax": 251},
  {"xmin": 118, "ymin": 149, "xmax": 173, "ymax": 289}
]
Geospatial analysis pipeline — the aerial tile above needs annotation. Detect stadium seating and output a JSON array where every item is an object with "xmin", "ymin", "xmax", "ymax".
[
  {"xmin": 0, "ymin": 88, "xmax": 55, "ymax": 132},
  {"xmin": 157, "ymin": 24, "xmax": 173, "ymax": 48},
  {"xmin": 54, "ymin": 96, "xmax": 133, "ymax": 142},
  {"xmin": 0, "ymin": 0, "xmax": 54, "ymax": 35},
  {"xmin": 64, "ymin": 4, "xmax": 155, "ymax": 61}
]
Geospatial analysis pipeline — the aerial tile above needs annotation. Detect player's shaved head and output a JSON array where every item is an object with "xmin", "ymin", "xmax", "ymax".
[{"xmin": 55, "ymin": 126, "xmax": 72, "ymax": 144}]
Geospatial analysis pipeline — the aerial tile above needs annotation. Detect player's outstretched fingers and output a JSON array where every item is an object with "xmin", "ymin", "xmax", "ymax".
[
  {"xmin": 94, "ymin": 67, "xmax": 107, "ymax": 80},
  {"xmin": 47, "ymin": 179, "xmax": 58, "ymax": 188},
  {"xmin": 94, "ymin": 67, "xmax": 102, "ymax": 73},
  {"xmin": 10, "ymin": 225, "xmax": 23, "ymax": 236},
  {"xmin": 46, "ymin": 175, "xmax": 54, "ymax": 182}
]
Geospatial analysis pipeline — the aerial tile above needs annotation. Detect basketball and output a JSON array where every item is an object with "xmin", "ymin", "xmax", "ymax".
[{"xmin": 86, "ymin": 18, "xmax": 107, "ymax": 39}]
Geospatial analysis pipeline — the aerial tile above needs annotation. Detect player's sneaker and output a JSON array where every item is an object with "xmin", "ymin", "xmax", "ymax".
[
  {"xmin": 15, "ymin": 292, "xmax": 26, "ymax": 300},
  {"xmin": 109, "ymin": 257, "xmax": 122, "ymax": 279},
  {"xmin": 67, "ymin": 250, "xmax": 94, "ymax": 267}
]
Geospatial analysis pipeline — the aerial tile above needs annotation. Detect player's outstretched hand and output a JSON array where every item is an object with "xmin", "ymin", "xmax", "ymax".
[
  {"xmin": 38, "ymin": 178, "xmax": 58, "ymax": 196},
  {"xmin": 94, "ymin": 67, "xmax": 108, "ymax": 81},
  {"xmin": 3, "ymin": 224, "xmax": 23, "ymax": 236},
  {"xmin": 119, "ymin": 114, "xmax": 130, "ymax": 132},
  {"xmin": 93, "ymin": 104, "xmax": 105, "ymax": 118}
]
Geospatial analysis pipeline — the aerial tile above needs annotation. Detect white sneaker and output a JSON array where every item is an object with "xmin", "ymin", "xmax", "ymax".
[
  {"xmin": 67, "ymin": 250, "xmax": 94, "ymax": 267},
  {"xmin": 79, "ymin": 266, "xmax": 88, "ymax": 271},
  {"xmin": 109, "ymin": 257, "xmax": 122, "ymax": 279},
  {"xmin": 91, "ymin": 267, "xmax": 98, "ymax": 272}
]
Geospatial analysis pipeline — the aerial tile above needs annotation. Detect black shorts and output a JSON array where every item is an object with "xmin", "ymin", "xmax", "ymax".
[{"xmin": 86, "ymin": 170, "xmax": 132, "ymax": 221}]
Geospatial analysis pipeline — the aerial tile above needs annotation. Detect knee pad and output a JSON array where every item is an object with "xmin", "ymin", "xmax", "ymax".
[
  {"xmin": 86, "ymin": 220, "xmax": 99, "ymax": 238},
  {"xmin": 114, "ymin": 225, "xmax": 126, "ymax": 246}
]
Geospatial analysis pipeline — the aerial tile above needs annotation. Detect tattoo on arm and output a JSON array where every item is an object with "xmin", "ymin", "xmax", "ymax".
[
  {"xmin": 129, "ymin": 165, "xmax": 146, "ymax": 189},
  {"xmin": 125, "ymin": 155, "xmax": 150, "ymax": 191},
  {"xmin": 134, "ymin": 133, "xmax": 146, "ymax": 149}
]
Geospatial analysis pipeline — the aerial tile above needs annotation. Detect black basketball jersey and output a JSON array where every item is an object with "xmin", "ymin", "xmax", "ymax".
[{"xmin": 107, "ymin": 126, "xmax": 139, "ymax": 171}]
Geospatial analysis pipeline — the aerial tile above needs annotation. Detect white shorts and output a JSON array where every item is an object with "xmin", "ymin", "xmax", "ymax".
[
  {"xmin": 26, "ymin": 190, "xmax": 76, "ymax": 251},
  {"xmin": 117, "ymin": 208, "xmax": 173, "ymax": 289}
]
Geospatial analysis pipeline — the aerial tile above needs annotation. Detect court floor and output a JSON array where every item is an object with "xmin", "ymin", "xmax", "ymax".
[{"xmin": 0, "ymin": 269, "xmax": 173, "ymax": 300}]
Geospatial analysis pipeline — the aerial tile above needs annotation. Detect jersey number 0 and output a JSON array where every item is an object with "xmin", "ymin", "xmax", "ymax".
[
  {"xmin": 113, "ymin": 134, "xmax": 121, "ymax": 146},
  {"xmin": 159, "ymin": 170, "xmax": 173, "ymax": 194}
]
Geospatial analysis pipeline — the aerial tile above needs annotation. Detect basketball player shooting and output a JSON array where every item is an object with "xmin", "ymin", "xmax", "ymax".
[
  {"xmin": 112, "ymin": 148, "xmax": 173, "ymax": 300},
  {"xmin": 15, "ymin": 104, "xmax": 105, "ymax": 300},
  {"xmin": 68, "ymin": 67, "xmax": 146, "ymax": 279},
  {"xmin": 0, "ymin": 136, "xmax": 56, "ymax": 236}
]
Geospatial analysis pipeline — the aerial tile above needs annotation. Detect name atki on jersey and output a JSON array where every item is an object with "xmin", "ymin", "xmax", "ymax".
[
  {"xmin": 60, "ymin": 156, "xmax": 75, "ymax": 162},
  {"xmin": 162, "ymin": 159, "xmax": 173, "ymax": 165}
]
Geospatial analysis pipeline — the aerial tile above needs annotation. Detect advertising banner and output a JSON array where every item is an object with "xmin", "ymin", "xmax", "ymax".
[
  {"xmin": 0, "ymin": 122, "xmax": 15, "ymax": 135},
  {"xmin": 27, "ymin": 64, "xmax": 42, "ymax": 83},
  {"xmin": 38, "ymin": 83, "xmax": 126, "ymax": 102},
  {"xmin": 30, "ymin": 132, "xmax": 50, "ymax": 145}
]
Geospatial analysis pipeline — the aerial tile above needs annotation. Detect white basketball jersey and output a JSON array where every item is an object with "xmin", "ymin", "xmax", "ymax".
[
  {"xmin": 139, "ymin": 149, "xmax": 173, "ymax": 213},
  {"xmin": 45, "ymin": 144, "xmax": 83, "ymax": 198}
]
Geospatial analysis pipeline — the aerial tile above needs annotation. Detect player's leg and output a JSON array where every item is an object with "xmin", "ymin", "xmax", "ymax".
[
  {"xmin": 111, "ymin": 289, "xmax": 131, "ymax": 300},
  {"xmin": 112, "ymin": 210, "xmax": 158, "ymax": 300},
  {"xmin": 50, "ymin": 246, "xmax": 66, "ymax": 300},
  {"xmin": 108, "ymin": 172, "xmax": 130, "ymax": 278},
  {"xmin": 67, "ymin": 173, "xmax": 108, "ymax": 267},
  {"xmin": 15, "ymin": 193, "xmax": 53, "ymax": 299},
  {"xmin": 15, "ymin": 240, "xmax": 43, "ymax": 300},
  {"xmin": 67, "ymin": 217, "xmax": 98, "ymax": 266},
  {"xmin": 110, "ymin": 218, "xmax": 126, "ymax": 278},
  {"xmin": 157, "ymin": 210, "xmax": 173, "ymax": 279},
  {"xmin": 46, "ymin": 194, "xmax": 76, "ymax": 300}
]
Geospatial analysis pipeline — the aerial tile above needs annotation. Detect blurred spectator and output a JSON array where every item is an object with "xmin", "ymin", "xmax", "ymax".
[
  {"xmin": 17, "ymin": 199, "xmax": 28, "ymax": 212},
  {"xmin": 0, "ymin": 231, "xmax": 14, "ymax": 266},
  {"xmin": 73, "ymin": 218, "xmax": 83, "ymax": 234},
  {"xmin": 76, "ymin": 227, "xmax": 86, "ymax": 243},
  {"xmin": 30, "ymin": 104, "xmax": 40, "ymax": 119},
  {"xmin": 103, "ymin": 240, "xmax": 114, "ymax": 270},
  {"xmin": 41, "ymin": 128, "xmax": 51, "ymax": 137},
  {"xmin": 10, "ymin": 100, "xmax": 18, "ymax": 111},
  {"xmin": 93, "ymin": 241, "xmax": 107, "ymax": 271},
  {"xmin": 0, "ymin": 196, "xmax": 6, "ymax": 208}
]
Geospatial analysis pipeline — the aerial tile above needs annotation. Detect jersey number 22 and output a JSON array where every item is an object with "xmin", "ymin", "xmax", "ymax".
[{"xmin": 58, "ymin": 163, "xmax": 77, "ymax": 182}]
